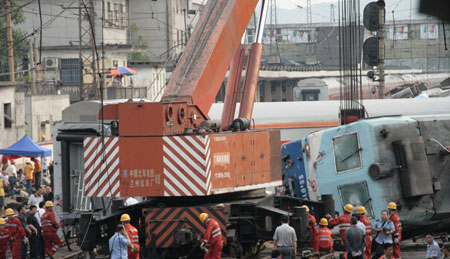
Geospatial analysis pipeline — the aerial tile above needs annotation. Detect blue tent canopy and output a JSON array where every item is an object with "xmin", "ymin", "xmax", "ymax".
[{"xmin": 0, "ymin": 135, "xmax": 51, "ymax": 157}]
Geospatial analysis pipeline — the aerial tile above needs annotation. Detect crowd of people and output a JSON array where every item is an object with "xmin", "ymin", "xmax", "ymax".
[
  {"xmin": 271, "ymin": 203, "xmax": 450, "ymax": 259},
  {"xmin": 0, "ymin": 157, "xmax": 60, "ymax": 259}
]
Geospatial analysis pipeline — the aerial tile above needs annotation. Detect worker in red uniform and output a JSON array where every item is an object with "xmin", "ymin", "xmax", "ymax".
[
  {"xmin": 318, "ymin": 218, "xmax": 333, "ymax": 252},
  {"xmin": 121, "ymin": 213, "xmax": 140, "ymax": 259},
  {"xmin": 0, "ymin": 218, "xmax": 12, "ymax": 259},
  {"xmin": 326, "ymin": 203, "xmax": 353, "ymax": 248},
  {"xmin": 5, "ymin": 208, "xmax": 26, "ymax": 259},
  {"xmin": 302, "ymin": 205, "xmax": 319, "ymax": 251},
  {"xmin": 199, "ymin": 213, "xmax": 223, "ymax": 259},
  {"xmin": 388, "ymin": 202, "xmax": 402, "ymax": 259},
  {"xmin": 356, "ymin": 206, "xmax": 372, "ymax": 259},
  {"xmin": 41, "ymin": 201, "xmax": 63, "ymax": 258}
]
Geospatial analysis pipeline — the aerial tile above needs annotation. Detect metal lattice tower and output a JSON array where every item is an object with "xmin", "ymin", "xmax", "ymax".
[
  {"xmin": 268, "ymin": 0, "xmax": 281, "ymax": 63},
  {"xmin": 79, "ymin": 0, "xmax": 97, "ymax": 101},
  {"xmin": 306, "ymin": 0, "xmax": 312, "ymax": 26},
  {"xmin": 331, "ymin": 4, "xmax": 336, "ymax": 23},
  {"xmin": 305, "ymin": 0, "xmax": 318, "ymax": 65}
]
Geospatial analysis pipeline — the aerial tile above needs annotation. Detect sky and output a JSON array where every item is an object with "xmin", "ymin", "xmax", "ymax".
[{"xmin": 269, "ymin": 0, "xmax": 427, "ymax": 24}]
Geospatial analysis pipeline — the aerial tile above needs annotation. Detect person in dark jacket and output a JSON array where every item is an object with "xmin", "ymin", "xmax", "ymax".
[{"xmin": 345, "ymin": 217, "xmax": 366, "ymax": 259}]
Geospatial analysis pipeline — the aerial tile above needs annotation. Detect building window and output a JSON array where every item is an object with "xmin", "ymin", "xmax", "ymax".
[
  {"xmin": 107, "ymin": 2, "xmax": 113, "ymax": 22},
  {"xmin": 61, "ymin": 58, "xmax": 81, "ymax": 85},
  {"xmin": 3, "ymin": 103, "xmax": 12, "ymax": 128},
  {"xmin": 333, "ymin": 132, "xmax": 362, "ymax": 173},
  {"xmin": 113, "ymin": 60, "xmax": 118, "ymax": 67}
]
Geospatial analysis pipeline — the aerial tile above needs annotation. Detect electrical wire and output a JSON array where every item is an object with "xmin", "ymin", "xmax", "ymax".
[{"xmin": 429, "ymin": 138, "xmax": 450, "ymax": 153}]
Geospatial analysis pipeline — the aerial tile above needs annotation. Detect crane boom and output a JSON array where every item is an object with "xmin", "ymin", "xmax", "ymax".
[{"xmin": 162, "ymin": 0, "xmax": 260, "ymax": 115}]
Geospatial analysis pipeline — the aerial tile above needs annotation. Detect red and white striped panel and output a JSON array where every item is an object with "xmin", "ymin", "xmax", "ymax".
[
  {"xmin": 162, "ymin": 136, "xmax": 211, "ymax": 196},
  {"xmin": 83, "ymin": 137, "xmax": 121, "ymax": 197}
]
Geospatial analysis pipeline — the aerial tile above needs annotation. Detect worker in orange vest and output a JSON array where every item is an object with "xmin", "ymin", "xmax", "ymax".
[
  {"xmin": 5, "ymin": 208, "xmax": 26, "ymax": 259},
  {"xmin": 41, "ymin": 201, "xmax": 63, "ymax": 257},
  {"xmin": 0, "ymin": 218, "xmax": 12, "ymax": 259},
  {"xmin": 199, "ymin": 213, "xmax": 223, "ymax": 259},
  {"xmin": 326, "ymin": 204, "xmax": 353, "ymax": 248},
  {"xmin": 388, "ymin": 202, "xmax": 401, "ymax": 259},
  {"xmin": 24, "ymin": 161, "xmax": 34, "ymax": 194},
  {"xmin": 121, "ymin": 213, "xmax": 140, "ymax": 259},
  {"xmin": 302, "ymin": 205, "xmax": 319, "ymax": 252},
  {"xmin": 356, "ymin": 206, "xmax": 372, "ymax": 259},
  {"xmin": 0, "ymin": 176, "xmax": 5, "ymax": 217},
  {"xmin": 31, "ymin": 157, "xmax": 42, "ymax": 189},
  {"xmin": 318, "ymin": 218, "xmax": 333, "ymax": 252}
]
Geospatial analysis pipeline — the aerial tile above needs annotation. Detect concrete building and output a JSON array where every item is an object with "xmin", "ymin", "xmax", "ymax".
[
  {"xmin": 128, "ymin": 0, "xmax": 199, "ymax": 63},
  {"xmin": 17, "ymin": 0, "xmax": 134, "ymax": 102},
  {"xmin": 0, "ymin": 82, "xmax": 70, "ymax": 149}
]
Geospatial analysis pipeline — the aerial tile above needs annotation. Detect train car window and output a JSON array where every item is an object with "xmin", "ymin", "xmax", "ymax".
[
  {"xmin": 338, "ymin": 181, "xmax": 374, "ymax": 218},
  {"xmin": 332, "ymin": 132, "xmax": 362, "ymax": 173}
]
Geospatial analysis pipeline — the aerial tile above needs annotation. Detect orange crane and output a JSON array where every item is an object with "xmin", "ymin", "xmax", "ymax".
[
  {"xmin": 87, "ymin": 0, "xmax": 276, "ymax": 198},
  {"xmin": 75, "ymin": 1, "xmax": 333, "ymax": 257}
]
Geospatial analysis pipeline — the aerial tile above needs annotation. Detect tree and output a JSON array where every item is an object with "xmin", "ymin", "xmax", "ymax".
[
  {"xmin": 130, "ymin": 23, "xmax": 151, "ymax": 62},
  {"xmin": 0, "ymin": 0, "xmax": 28, "ymax": 81}
]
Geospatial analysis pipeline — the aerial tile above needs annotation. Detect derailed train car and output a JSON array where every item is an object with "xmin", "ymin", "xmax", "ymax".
[{"xmin": 281, "ymin": 114, "xmax": 450, "ymax": 239}]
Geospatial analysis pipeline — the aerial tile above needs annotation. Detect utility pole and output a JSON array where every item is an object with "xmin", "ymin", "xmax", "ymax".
[
  {"xmin": 6, "ymin": 0, "xmax": 15, "ymax": 82},
  {"xmin": 29, "ymin": 39, "xmax": 36, "ymax": 94},
  {"xmin": 378, "ymin": 0, "xmax": 385, "ymax": 99}
]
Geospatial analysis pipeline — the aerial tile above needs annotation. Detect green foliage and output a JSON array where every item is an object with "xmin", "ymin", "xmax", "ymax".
[
  {"xmin": 130, "ymin": 23, "xmax": 150, "ymax": 62},
  {"xmin": 0, "ymin": 0, "xmax": 28, "ymax": 81}
]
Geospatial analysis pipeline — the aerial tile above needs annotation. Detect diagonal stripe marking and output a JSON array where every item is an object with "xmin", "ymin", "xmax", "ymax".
[
  {"xmin": 163, "ymin": 138, "xmax": 206, "ymax": 177},
  {"xmin": 163, "ymin": 145, "xmax": 206, "ymax": 184},
  {"xmin": 164, "ymin": 167, "xmax": 200, "ymax": 196},
  {"xmin": 173, "ymin": 136, "xmax": 205, "ymax": 165},
  {"xmin": 163, "ymin": 174, "xmax": 182, "ymax": 196},
  {"xmin": 164, "ymin": 156, "xmax": 205, "ymax": 194}
]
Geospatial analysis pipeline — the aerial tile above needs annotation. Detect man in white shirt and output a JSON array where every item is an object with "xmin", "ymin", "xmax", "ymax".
[
  {"xmin": 273, "ymin": 215, "xmax": 297, "ymax": 258},
  {"xmin": 35, "ymin": 201, "xmax": 46, "ymax": 226},
  {"xmin": 28, "ymin": 187, "xmax": 44, "ymax": 207},
  {"xmin": 6, "ymin": 161, "xmax": 17, "ymax": 188}
]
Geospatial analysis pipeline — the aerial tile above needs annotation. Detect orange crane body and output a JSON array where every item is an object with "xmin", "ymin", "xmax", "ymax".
[{"xmin": 84, "ymin": 0, "xmax": 281, "ymax": 198}]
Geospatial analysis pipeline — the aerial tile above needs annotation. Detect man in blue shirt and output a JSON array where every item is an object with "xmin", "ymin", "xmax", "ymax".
[
  {"xmin": 372, "ymin": 210, "xmax": 395, "ymax": 259},
  {"xmin": 426, "ymin": 233, "xmax": 442, "ymax": 259},
  {"xmin": 109, "ymin": 224, "xmax": 134, "ymax": 259}
]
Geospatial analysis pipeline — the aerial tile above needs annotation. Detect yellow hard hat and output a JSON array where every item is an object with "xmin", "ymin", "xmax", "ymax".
[
  {"xmin": 388, "ymin": 202, "xmax": 397, "ymax": 210},
  {"xmin": 41, "ymin": 134, "xmax": 46, "ymax": 140},
  {"xmin": 319, "ymin": 218, "xmax": 328, "ymax": 226},
  {"xmin": 301, "ymin": 205, "xmax": 310, "ymax": 212},
  {"xmin": 356, "ymin": 206, "xmax": 366, "ymax": 214},
  {"xmin": 0, "ymin": 218, "xmax": 5, "ymax": 225},
  {"xmin": 120, "ymin": 214, "xmax": 131, "ymax": 222},
  {"xmin": 45, "ymin": 201, "xmax": 54, "ymax": 207},
  {"xmin": 344, "ymin": 204, "xmax": 354, "ymax": 213},
  {"xmin": 5, "ymin": 208, "xmax": 14, "ymax": 216},
  {"xmin": 199, "ymin": 213, "xmax": 208, "ymax": 223}
]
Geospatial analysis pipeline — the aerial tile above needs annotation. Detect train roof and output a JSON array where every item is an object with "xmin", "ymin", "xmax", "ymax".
[
  {"xmin": 208, "ymin": 97, "xmax": 450, "ymax": 128},
  {"xmin": 61, "ymin": 98, "xmax": 450, "ymax": 129}
]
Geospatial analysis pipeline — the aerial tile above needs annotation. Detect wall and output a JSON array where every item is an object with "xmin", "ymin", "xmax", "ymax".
[
  {"xmin": 28, "ymin": 94, "xmax": 71, "ymax": 141},
  {"xmin": 129, "ymin": 0, "xmax": 193, "ymax": 62},
  {"xmin": 130, "ymin": 65, "xmax": 167, "ymax": 101},
  {"xmin": 18, "ymin": 0, "xmax": 127, "ymax": 47},
  {"xmin": 0, "ymin": 85, "xmax": 18, "ymax": 148}
]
